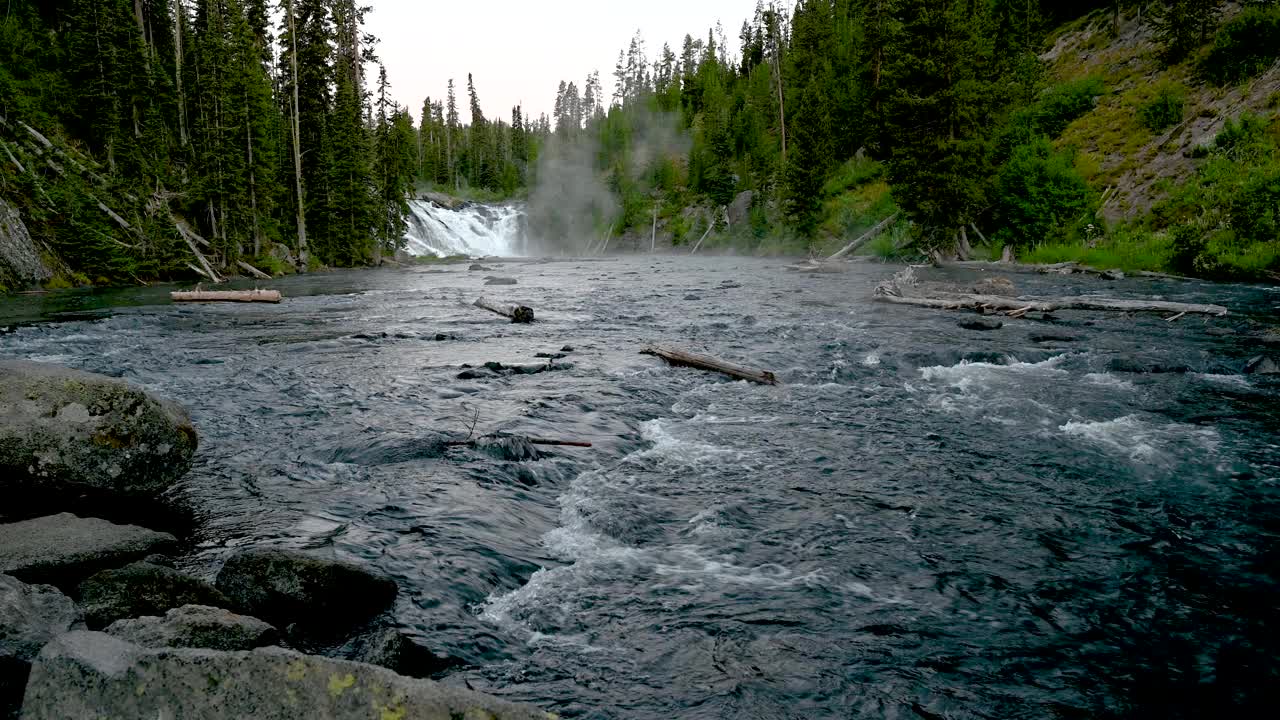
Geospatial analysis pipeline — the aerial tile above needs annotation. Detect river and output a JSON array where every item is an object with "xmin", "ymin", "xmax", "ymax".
[{"xmin": 2, "ymin": 257, "xmax": 1278, "ymax": 719}]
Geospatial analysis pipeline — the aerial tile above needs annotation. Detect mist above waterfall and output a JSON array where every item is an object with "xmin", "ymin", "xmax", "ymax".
[{"xmin": 403, "ymin": 201, "xmax": 526, "ymax": 257}]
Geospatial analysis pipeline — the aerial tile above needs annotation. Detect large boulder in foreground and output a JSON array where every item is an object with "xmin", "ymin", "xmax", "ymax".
[
  {"xmin": 21, "ymin": 632, "xmax": 552, "ymax": 720},
  {"xmin": 215, "ymin": 549, "xmax": 398, "ymax": 631},
  {"xmin": 0, "ymin": 514, "xmax": 176, "ymax": 591},
  {"xmin": 105, "ymin": 604, "xmax": 279, "ymax": 651},
  {"xmin": 0, "ymin": 360, "xmax": 197, "ymax": 516},
  {"xmin": 0, "ymin": 575, "xmax": 82, "ymax": 719},
  {"xmin": 79, "ymin": 562, "xmax": 232, "ymax": 629}
]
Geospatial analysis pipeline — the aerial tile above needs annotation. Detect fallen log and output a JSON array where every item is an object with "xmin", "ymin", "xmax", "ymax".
[
  {"xmin": 873, "ymin": 268, "xmax": 1228, "ymax": 316},
  {"xmin": 473, "ymin": 296, "xmax": 534, "ymax": 323},
  {"xmin": 642, "ymin": 345, "xmax": 779, "ymax": 385},
  {"xmin": 171, "ymin": 289, "xmax": 282, "ymax": 304},
  {"xmin": 444, "ymin": 435, "xmax": 593, "ymax": 449},
  {"xmin": 689, "ymin": 222, "xmax": 714, "ymax": 255},
  {"xmin": 829, "ymin": 212, "xmax": 899, "ymax": 260},
  {"xmin": 236, "ymin": 260, "xmax": 273, "ymax": 280}
]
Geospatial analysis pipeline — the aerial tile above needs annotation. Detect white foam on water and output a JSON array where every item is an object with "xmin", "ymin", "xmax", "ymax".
[
  {"xmin": 1084, "ymin": 372, "xmax": 1136, "ymax": 391},
  {"xmin": 1193, "ymin": 373, "xmax": 1251, "ymax": 389},
  {"xmin": 478, "ymin": 418, "xmax": 818, "ymax": 648},
  {"xmin": 402, "ymin": 200, "xmax": 524, "ymax": 257},
  {"xmin": 862, "ymin": 353, "xmax": 881, "ymax": 366},
  {"xmin": 919, "ymin": 354, "xmax": 1070, "ymax": 390},
  {"xmin": 1059, "ymin": 415, "xmax": 1220, "ymax": 463}
]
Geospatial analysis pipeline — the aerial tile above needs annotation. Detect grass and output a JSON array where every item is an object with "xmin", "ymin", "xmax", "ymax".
[{"xmin": 1021, "ymin": 226, "xmax": 1174, "ymax": 273}]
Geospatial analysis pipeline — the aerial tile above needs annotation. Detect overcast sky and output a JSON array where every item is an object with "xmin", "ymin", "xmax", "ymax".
[{"xmin": 363, "ymin": 0, "xmax": 775, "ymax": 125}]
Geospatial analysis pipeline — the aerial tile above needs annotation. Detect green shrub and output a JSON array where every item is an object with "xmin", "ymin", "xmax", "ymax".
[
  {"xmin": 1199, "ymin": 6, "xmax": 1280, "ymax": 85},
  {"xmin": 1138, "ymin": 86, "xmax": 1184, "ymax": 132},
  {"xmin": 1229, "ymin": 166, "xmax": 1280, "ymax": 246},
  {"xmin": 1035, "ymin": 76, "xmax": 1107, "ymax": 137},
  {"xmin": 1213, "ymin": 112, "xmax": 1270, "ymax": 160},
  {"xmin": 991, "ymin": 138, "xmax": 1095, "ymax": 249}
]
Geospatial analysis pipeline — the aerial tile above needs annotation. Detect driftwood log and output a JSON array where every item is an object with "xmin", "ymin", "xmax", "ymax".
[
  {"xmin": 474, "ymin": 296, "xmax": 534, "ymax": 323},
  {"xmin": 642, "ymin": 345, "xmax": 779, "ymax": 385},
  {"xmin": 829, "ymin": 213, "xmax": 900, "ymax": 261},
  {"xmin": 874, "ymin": 268, "xmax": 1228, "ymax": 317},
  {"xmin": 236, "ymin": 260, "xmax": 272, "ymax": 280},
  {"xmin": 171, "ymin": 289, "xmax": 282, "ymax": 304},
  {"xmin": 445, "ymin": 435, "xmax": 593, "ymax": 449}
]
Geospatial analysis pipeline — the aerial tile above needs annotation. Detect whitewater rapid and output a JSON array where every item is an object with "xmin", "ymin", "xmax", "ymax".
[{"xmin": 403, "ymin": 199, "xmax": 525, "ymax": 257}]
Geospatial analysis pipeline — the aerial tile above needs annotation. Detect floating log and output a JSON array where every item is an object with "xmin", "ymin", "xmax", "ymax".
[
  {"xmin": 236, "ymin": 260, "xmax": 273, "ymax": 280},
  {"xmin": 473, "ymin": 296, "xmax": 534, "ymax": 323},
  {"xmin": 828, "ymin": 212, "xmax": 899, "ymax": 260},
  {"xmin": 642, "ymin": 345, "xmax": 779, "ymax": 385},
  {"xmin": 874, "ymin": 268, "xmax": 1228, "ymax": 317},
  {"xmin": 171, "ymin": 289, "xmax": 282, "ymax": 304}
]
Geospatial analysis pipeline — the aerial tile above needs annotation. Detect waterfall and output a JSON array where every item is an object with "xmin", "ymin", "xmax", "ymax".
[{"xmin": 402, "ymin": 200, "xmax": 526, "ymax": 257}]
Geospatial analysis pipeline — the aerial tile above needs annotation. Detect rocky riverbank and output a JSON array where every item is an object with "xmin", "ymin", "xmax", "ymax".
[{"xmin": 0, "ymin": 360, "xmax": 552, "ymax": 719}]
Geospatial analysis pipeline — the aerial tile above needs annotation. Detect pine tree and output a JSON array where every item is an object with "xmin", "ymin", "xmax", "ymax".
[{"xmin": 783, "ymin": 0, "xmax": 835, "ymax": 239}]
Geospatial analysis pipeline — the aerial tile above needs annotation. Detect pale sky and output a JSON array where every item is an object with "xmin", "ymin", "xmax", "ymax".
[{"xmin": 363, "ymin": 0, "xmax": 771, "ymax": 125}]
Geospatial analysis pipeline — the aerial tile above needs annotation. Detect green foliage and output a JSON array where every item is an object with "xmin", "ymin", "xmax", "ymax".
[
  {"xmin": 1138, "ymin": 85, "xmax": 1185, "ymax": 132},
  {"xmin": 992, "ymin": 139, "xmax": 1095, "ymax": 249},
  {"xmin": 1149, "ymin": 0, "xmax": 1224, "ymax": 62},
  {"xmin": 1198, "ymin": 6, "xmax": 1280, "ymax": 85},
  {"xmin": 1033, "ymin": 77, "xmax": 1108, "ymax": 138}
]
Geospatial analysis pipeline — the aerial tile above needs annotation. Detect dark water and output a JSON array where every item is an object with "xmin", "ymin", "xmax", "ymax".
[{"xmin": 3, "ymin": 258, "xmax": 1279, "ymax": 719}]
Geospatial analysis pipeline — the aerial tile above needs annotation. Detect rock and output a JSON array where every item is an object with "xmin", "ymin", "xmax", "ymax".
[
  {"xmin": 726, "ymin": 190, "xmax": 754, "ymax": 227},
  {"xmin": 1204, "ymin": 327, "xmax": 1234, "ymax": 337},
  {"xmin": 214, "ymin": 549, "xmax": 397, "ymax": 632},
  {"xmin": 79, "ymin": 562, "xmax": 232, "ymax": 630},
  {"xmin": 468, "ymin": 263, "xmax": 491, "ymax": 271},
  {"xmin": 972, "ymin": 277, "xmax": 1015, "ymax": 296},
  {"xmin": 0, "ymin": 360, "xmax": 198, "ymax": 515},
  {"xmin": 534, "ymin": 352, "xmax": 566, "ymax": 360},
  {"xmin": 1101, "ymin": 269, "xmax": 1125, "ymax": 281},
  {"xmin": 0, "ymin": 514, "xmax": 176, "ymax": 590},
  {"xmin": 0, "ymin": 575, "xmax": 82, "ymax": 719},
  {"xmin": 268, "ymin": 242, "xmax": 297, "ymax": 270},
  {"xmin": 1106, "ymin": 358, "xmax": 1192, "ymax": 374},
  {"xmin": 1031, "ymin": 333, "xmax": 1079, "ymax": 343},
  {"xmin": 560, "ymin": 345, "xmax": 575, "ymax": 353},
  {"xmin": 484, "ymin": 276, "xmax": 518, "ymax": 285},
  {"xmin": 105, "ymin": 605, "xmax": 278, "ymax": 651},
  {"xmin": 21, "ymin": 631, "xmax": 550, "ymax": 720},
  {"xmin": 339, "ymin": 628, "xmax": 460, "ymax": 679},
  {"xmin": 1244, "ymin": 356, "xmax": 1280, "ymax": 375},
  {"xmin": 958, "ymin": 317, "xmax": 1003, "ymax": 331},
  {"xmin": 0, "ymin": 198, "xmax": 52, "ymax": 291}
]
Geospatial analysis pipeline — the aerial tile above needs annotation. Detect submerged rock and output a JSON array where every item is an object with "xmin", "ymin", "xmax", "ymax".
[
  {"xmin": 0, "ymin": 514, "xmax": 176, "ymax": 590},
  {"xmin": 339, "ymin": 627, "xmax": 461, "ymax": 679},
  {"xmin": 0, "ymin": 575, "xmax": 82, "ymax": 719},
  {"xmin": 0, "ymin": 360, "xmax": 198, "ymax": 516},
  {"xmin": 79, "ymin": 562, "xmax": 232, "ymax": 629},
  {"xmin": 484, "ymin": 276, "xmax": 518, "ymax": 285},
  {"xmin": 958, "ymin": 317, "xmax": 1003, "ymax": 331},
  {"xmin": 21, "ymin": 632, "xmax": 551, "ymax": 720},
  {"xmin": 214, "ymin": 548, "xmax": 397, "ymax": 631},
  {"xmin": 1245, "ymin": 356, "xmax": 1279, "ymax": 375},
  {"xmin": 104, "ymin": 604, "xmax": 278, "ymax": 651}
]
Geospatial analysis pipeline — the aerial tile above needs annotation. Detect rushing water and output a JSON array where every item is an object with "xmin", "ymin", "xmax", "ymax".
[
  {"xmin": 2, "ymin": 258, "xmax": 1279, "ymax": 719},
  {"xmin": 403, "ymin": 200, "xmax": 526, "ymax": 257}
]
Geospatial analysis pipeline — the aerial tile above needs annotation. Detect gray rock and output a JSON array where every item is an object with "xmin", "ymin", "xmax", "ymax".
[
  {"xmin": 0, "ymin": 575, "xmax": 82, "ymax": 719},
  {"xmin": 339, "ymin": 628, "xmax": 459, "ymax": 679},
  {"xmin": 484, "ymin": 276, "xmax": 518, "ymax": 285},
  {"xmin": 469, "ymin": 263, "xmax": 491, "ymax": 271},
  {"xmin": 1245, "ymin": 356, "xmax": 1280, "ymax": 375},
  {"xmin": 0, "ymin": 514, "xmax": 176, "ymax": 590},
  {"xmin": 0, "ymin": 360, "xmax": 198, "ymax": 512},
  {"xmin": 958, "ymin": 317, "xmax": 1003, "ymax": 331},
  {"xmin": 0, "ymin": 198, "xmax": 52, "ymax": 291},
  {"xmin": 79, "ymin": 562, "xmax": 232, "ymax": 629},
  {"xmin": 21, "ymin": 631, "xmax": 551, "ymax": 720},
  {"xmin": 726, "ymin": 190, "xmax": 754, "ymax": 227},
  {"xmin": 214, "ymin": 549, "xmax": 397, "ymax": 631},
  {"xmin": 104, "ymin": 604, "xmax": 278, "ymax": 651},
  {"xmin": 1101, "ymin": 269, "xmax": 1125, "ymax": 281},
  {"xmin": 1031, "ymin": 333, "xmax": 1078, "ymax": 343}
]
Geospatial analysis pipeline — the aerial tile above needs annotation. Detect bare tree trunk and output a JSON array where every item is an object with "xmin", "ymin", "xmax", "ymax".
[
  {"xmin": 174, "ymin": 1, "xmax": 188, "ymax": 146},
  {"xmin": 774, "ymin": 53, "xmax": 787, "ymax": 168},
  {"xmin": 957, "ymin": 225, "xmax": 973, "ymax": 261},
  {"xmin": 650, "ymin": 204, "xmax": 657, "ymax": 253},
  {"xmin": 286, "ymin": 0, "xmax": 309, "ymax": 271}
]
